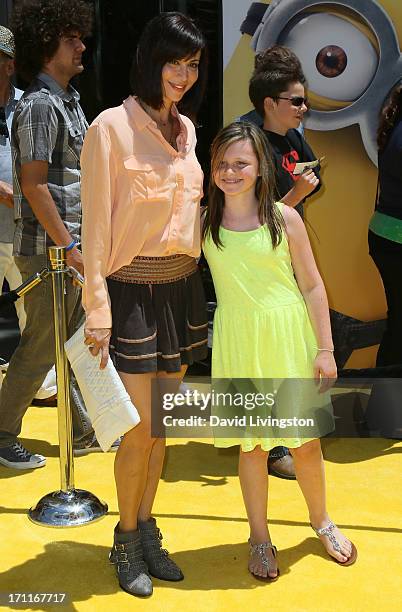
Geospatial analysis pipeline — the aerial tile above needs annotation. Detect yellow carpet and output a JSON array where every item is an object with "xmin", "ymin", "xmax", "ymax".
[{"xmin": 0, "ymin": 405, "xmax": 401, "ymax": 612}]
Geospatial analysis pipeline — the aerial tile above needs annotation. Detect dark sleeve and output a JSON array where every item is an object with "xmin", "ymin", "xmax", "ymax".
[
  {"xmin": 238, "ymin": 109, "xmax": 263, "ymax": 126},
  {"xmin": 386, "ymin": 121, "xmax": 402, "ymax": 176},
  {"xmin": 288, "ymin": 129, "xmax": 322, "ymax": 198}
]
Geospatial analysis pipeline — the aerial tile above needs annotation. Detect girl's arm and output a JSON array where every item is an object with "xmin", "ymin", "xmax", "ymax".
[{"xmin": 282, "ymin": 206, "xmax": 337, "ymax": 387}]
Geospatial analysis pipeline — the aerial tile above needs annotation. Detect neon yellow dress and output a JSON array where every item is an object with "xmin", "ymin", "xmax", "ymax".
[{"xmin": 202, "ymin": 203, "xmax": 333, "ymax": 452}]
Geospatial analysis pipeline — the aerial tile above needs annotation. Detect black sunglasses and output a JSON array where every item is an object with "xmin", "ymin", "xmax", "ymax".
[
  {"xmin": 277, "ymin": 96, "xmax": 308, "ymax": 107},
  {"xmin": 0, "ymin": 107, "xmax": 9, "ymax": 138}
]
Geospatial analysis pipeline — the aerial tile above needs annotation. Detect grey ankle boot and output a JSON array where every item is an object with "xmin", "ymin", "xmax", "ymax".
[
  {"xmin": 138, "ymin": 517, "xmax": 184, "ymax": 581},
  {"xmin": 109, "ymin": 525, "xmax": 153, "ymax": 596}
]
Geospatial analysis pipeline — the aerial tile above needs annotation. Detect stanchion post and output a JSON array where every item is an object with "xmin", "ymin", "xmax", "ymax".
[
  {"xmin": 29, "ymin": 246, "xmax": 108, "ymax": 527},
  {"xmin": 49, "ymin": 246, "xmax": 74, "ymax": 491}
]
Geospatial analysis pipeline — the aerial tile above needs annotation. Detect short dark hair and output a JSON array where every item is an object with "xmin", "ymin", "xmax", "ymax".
[
  {"xmin": 11, "ymin": 0, "xmax": 93, "ymax": 83},
  {"xmin": 130, "ymin": 12, "xmax": 208, "ymax": 118},
  {"xmin": 249, "ymin": 45, "xmax": 306, "ymax": 117},
  {"xmin": 254, "ymin": 45, "xmax": 304, "ymax": 74}
]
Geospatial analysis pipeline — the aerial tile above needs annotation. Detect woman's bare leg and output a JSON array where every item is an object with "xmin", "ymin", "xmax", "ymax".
[
  {"xmin": 114, "ymin": 371, "xmax": 156, "ymax": 532},
  {"xmin": 291, "ymin": 439, "xmax": 352, "ymax": 562},
  {"xmin": 137, "ymin": 365, "xmax": 187, "ymax": 520},
  {"xmin": 239, "ymin": 446, "xmax": 278, "ymax": 578}
]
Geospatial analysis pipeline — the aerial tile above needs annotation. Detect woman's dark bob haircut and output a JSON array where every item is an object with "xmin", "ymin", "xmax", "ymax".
[{"xmin": 131, "ymin": 12, "xmax": 208, "ymax": 117}]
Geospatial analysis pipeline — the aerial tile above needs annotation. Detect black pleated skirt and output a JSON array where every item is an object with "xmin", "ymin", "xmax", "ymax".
[{"xmin": 107, "ymin": 269, "xmax": 208, "ymax": 373}]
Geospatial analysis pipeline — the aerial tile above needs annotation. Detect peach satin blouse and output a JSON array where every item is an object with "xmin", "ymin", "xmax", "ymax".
[{"xmin": 81, "ymin": 96, "xmax": 204, "ymax": 328}]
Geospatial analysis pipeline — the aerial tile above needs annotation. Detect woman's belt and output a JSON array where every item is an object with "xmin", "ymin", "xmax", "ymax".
[
  {"xmin": 108, "ymin": 254, "xmax": 198, "ymax": 284},
  {"xmin": 369, "ymin": 210, "xmax": 402, "ymax": 244}
]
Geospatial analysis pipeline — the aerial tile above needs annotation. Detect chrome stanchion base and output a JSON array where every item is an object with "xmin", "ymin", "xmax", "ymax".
[{"xmin": 28, "ymin": 489, "xmax": 108, "ymax": 527}]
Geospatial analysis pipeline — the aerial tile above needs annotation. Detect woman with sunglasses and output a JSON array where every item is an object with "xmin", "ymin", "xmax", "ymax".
[
  {"xmin": 80, "ymin": 13, "xmax": 208, "ymax": 597},
  {"xmin": 249, "ymin": 45, "xmax": 321, "ymax": 218}
]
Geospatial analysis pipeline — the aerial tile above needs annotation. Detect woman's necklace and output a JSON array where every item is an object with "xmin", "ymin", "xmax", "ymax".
[
  {"xmin": 158, "ymin": 119, "xmax": 177, "ymax": 148},
  {"xmin": 138, "ymin": 99, "xmax": 177, "ymax": 148}
]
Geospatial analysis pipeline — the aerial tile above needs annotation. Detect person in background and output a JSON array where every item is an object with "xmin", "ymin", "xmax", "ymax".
[
  {"xmin": 0, "ymin": 0, "xmax": 102, "ymax": 471},
  {"xmin": 0, "ymin": 25, "xmax": 57, "ymax": 406},
  {"xmin": 249, "ymin": 45, "xmax": 321, "ymax": 220},
  {"xmin": 0, "ymin": 26, "xmax": 24, "ymax": 330},
  {"xmin": 369, "ymin": 83, "xmax": 402, "ymax": 367}
]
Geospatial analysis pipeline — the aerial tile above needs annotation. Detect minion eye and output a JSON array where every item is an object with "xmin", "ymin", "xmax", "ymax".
[
  {"xmin": 316, "ymin": 45, "xmax": 347, "ymax": 78},
  {"xmin": 279, "ymin": 12, "xmax": 379, "ymax": 102}
]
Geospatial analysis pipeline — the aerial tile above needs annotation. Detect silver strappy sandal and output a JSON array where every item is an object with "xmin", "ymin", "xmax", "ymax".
[
  {"xmin": 248, "ymin": 539, "xmax": 280, "ymax": 580},
  {"xmin": 311, "ymin": 520, "xmax": 357, "ymax": 566}
]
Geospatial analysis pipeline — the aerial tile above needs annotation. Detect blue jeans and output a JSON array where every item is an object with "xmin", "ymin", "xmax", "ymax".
[{"xmin": 0, "ymin": 254, "xmax": 93, "ymax": 447}]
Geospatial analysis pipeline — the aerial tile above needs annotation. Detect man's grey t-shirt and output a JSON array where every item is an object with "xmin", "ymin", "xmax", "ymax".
[
  {"xmin": 12, "ymin": 72, "xmax": 88, "ymax": 256},
  {"xmin": 0, "ymin": 84, "xmax": 23, "ymax": 243}
]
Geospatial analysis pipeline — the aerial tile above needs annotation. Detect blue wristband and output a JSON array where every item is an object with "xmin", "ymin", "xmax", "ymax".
[{"xmin": 65, "ymin": 239, "xmax": 76, "ymax": 252}]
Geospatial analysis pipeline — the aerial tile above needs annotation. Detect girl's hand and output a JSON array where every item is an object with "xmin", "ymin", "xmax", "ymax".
[
  {"xmin": 313, "ymin": 351, "xmax": 337, "ymax": 393},
  {"xmin": 84, "ymin": 327, "xmax": 112, "ymax": 370}
]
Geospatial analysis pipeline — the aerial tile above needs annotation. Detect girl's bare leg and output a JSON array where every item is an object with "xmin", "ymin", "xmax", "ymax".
[
  {"xmin": 291, "ymin": 439, "xmax": 352, "ymax": 562},
  {"xmin": 239, "ymin": 446, "xmax": 278, "ymax": 578}
]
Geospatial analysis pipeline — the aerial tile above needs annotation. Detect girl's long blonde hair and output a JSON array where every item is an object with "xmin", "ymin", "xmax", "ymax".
[{"xmin": 202, "ymin": 121, "xmax": 284, "ymax": 249}]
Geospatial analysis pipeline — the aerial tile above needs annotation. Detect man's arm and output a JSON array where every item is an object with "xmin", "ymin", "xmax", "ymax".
[
  {"xmin": 21, "ymin": 160, "xmax": 83, "ymax": 274},
  {"xmin": 0, "ymin": 180, "xmax": 14, "ymax": 208}
]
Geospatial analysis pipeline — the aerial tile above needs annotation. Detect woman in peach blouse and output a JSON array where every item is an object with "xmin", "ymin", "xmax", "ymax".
[{"xmin": 80, "ymin": 13, "xmax": 208, "ymax": 597}]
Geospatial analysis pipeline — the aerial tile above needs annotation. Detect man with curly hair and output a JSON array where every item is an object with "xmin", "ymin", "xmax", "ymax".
[{"xmin": 0, "ymin": 0, "xmax": 105, "ymax": 469}]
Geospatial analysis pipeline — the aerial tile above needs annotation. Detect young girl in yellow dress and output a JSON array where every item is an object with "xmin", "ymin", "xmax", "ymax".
[{"xmin": 202, "ymin": 121, "xmax": 357, "ymax": 579}]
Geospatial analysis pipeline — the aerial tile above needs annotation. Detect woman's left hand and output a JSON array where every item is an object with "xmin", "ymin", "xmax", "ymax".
[
  {"xmin": 84, "ymin": 327, "xmax": 112, "ymax": 370},
  {"xmin": 313, "ymin": 351, "xmax": 337, "ymax": 393}
]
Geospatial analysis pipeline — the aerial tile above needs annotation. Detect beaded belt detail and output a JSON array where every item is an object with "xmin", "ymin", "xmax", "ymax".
[{"xmin": 108, "ymin": 254, "xmax": 198, "ymax": 284}]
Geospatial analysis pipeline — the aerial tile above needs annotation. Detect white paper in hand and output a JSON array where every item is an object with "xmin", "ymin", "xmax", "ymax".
[
  {"xmin": 292, "ymin": 157, "xmax": 325, "ymax": 175},
  {"xmin": 64, "ymin": 324, "xmax": 140, "ymax": 451}
]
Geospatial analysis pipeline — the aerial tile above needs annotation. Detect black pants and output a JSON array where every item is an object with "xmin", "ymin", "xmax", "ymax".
[{"xmin": 368, "ymin": 230, "xmax": 402, "ymax": 366}]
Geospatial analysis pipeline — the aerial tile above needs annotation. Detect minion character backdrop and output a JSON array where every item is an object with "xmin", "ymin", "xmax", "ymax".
[{"xmin": 223, "ymin": 0, "xmax": 402, "ymax": 368}]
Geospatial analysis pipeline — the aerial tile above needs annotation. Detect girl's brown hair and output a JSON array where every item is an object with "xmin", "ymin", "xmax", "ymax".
[{"xmin": 202, "ymin": 121, "xmax": 283, "ymax": 249}]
